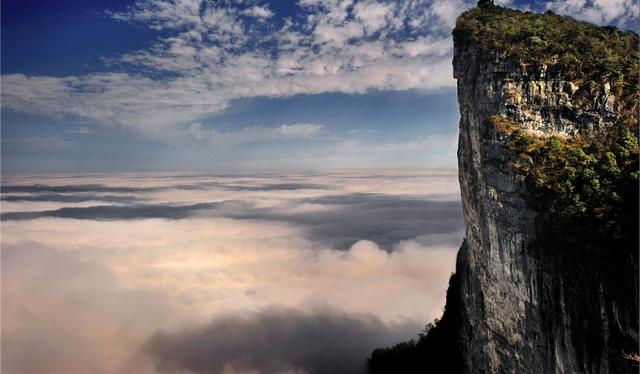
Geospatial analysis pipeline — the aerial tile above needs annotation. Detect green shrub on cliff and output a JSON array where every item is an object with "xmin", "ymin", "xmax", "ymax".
[
  {"xmin": 489, "ymin": 115, "xmax": 639, "ymax": 243},
  {"xmin": 461, "ymin": 4, "xmax": 640, "ymax": 250}
]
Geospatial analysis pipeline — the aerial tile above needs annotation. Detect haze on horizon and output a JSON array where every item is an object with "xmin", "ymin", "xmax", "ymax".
[{"xmin": 1, "ymin": 0, "xmax": 637, "ymax": 373}]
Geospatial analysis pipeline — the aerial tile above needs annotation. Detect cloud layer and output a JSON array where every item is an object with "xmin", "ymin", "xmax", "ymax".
[
  {"xmin": 2, "ymin": 191, "xmax": 464, "ymax": 250},
  {"xmin": 2, "ymin": 171, "xmax": 462, "ymax": 373}
]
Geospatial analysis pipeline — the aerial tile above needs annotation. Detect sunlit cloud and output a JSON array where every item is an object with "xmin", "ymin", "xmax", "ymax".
[{"xmin": 1, "ymin": 171, "xmax": 462, "ymax": 373}]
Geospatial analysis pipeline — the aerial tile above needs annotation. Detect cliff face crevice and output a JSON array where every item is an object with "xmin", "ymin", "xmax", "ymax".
[{"xmin": 453, "ymin": 21, "xmax": 638, "ymax": 374}]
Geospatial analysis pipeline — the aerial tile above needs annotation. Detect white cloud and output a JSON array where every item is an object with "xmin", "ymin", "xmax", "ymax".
[
  {"xmin": 430, "ymin": 0, "xmax": 474, "ymax": 28},
  {"xmin": 545, "ymin": 0, "xmax": 638, "ymax": 27},
  {"xmin": 1, "ymin": 0, "xmax": 463, "ymax": 143},
  {"xmin": 243, "ymin": 4, "xmax": 274, "ymax": 18},
  {"xmin": 353, "ymin": 0, "xmax": 395, "ymax": 34},
  {"xmin": 110, "ymin": 0, "xmax": 203, "ymax": 30},
  {"xmin": 399, "ymin": 35, "xmax": 452, "ymax": 57},
  {"xmin": 313, "ymin": 20, "xmax": 365, "ymax": 44}
]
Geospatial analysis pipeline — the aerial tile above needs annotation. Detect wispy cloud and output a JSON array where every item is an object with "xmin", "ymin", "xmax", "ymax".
[
  {"xmin": 2, "ymin": 0, "xmax": 464, "ymax": 142},
  {"xmin": 276, "ymin": 123, "xmax": 325, "ymax": 136},
  {"xmin": 182, "ymin": 122, "xmax": 326, "ymax": 144},
  {"xmin": 243, "ymin": 4, "xmax": 274, "ymax": 18},
  {"xmin": 2, "ymin": 0, "xmax": 634, "ymax": 144},
  {"xmin": 545, "ymin": 0, "xmax": 639, "ymax": 27}
]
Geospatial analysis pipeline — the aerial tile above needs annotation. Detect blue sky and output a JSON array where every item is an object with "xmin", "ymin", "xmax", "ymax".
[{"xmin": 2, "ymin": 0, "xmax": 637, "ymax": 174}]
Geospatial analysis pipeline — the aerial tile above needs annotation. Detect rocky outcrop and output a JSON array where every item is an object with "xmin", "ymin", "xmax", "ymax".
[{"xmin": 453, "ymin": 26, "xmax": 638, "ymax": 374}]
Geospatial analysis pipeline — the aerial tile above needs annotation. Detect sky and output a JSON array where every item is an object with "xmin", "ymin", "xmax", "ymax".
[
  {"xmin": 1, "ymin": 1, "xmax": 638, "ymax": 373},
  {"xmin": 2, "ymin": 0, "xmax": 637, "ymax": 174}
]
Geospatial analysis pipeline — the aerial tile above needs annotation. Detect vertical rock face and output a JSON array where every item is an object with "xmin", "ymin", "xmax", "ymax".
[
  {"xmin": 453, "ymin": 31, "xmax": 638, "ymax": 374},
  {"xmin": 369, "ymin": 8, "xmax": 638, "ymax": 374}
]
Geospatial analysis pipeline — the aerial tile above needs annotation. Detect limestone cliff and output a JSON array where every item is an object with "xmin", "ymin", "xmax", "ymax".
[
  {"xmin": 370, "ymin": 4, "xmax": 638, "ymax": 374},
  {"xmin": 453, "ymin": 5, "xmax": 639, "ymax": 374}
]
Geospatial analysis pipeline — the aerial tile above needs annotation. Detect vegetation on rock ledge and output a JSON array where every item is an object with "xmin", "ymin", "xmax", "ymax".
[
  {"xmin": 454, "ymin": 4, "xmax": 639, "ymax": 124},
  {"xmin": 489, "ymin": 114, "xmax": 639, "ymax": 242},
  {"xmin": 470, "ymin": 2, "xmax": 640, "ymax": 248}
]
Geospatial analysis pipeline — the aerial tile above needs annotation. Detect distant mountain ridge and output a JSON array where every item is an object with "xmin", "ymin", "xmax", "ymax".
[{"xmin": 370, "ymin": 3, "xmax": 639, "ymax": 373}]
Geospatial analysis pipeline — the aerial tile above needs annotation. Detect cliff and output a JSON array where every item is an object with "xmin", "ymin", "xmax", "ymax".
[
  {"xmin": 454, "ymin": 6, "xmax": 639, "ymax": 373},
  {"xmin": 371, "ymin": 4, "xmax": 639, "ymax": 373}
]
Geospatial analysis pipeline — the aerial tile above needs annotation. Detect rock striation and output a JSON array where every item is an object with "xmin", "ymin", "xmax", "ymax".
[{"xmin": 452, "ymin": 8, "xmax": 638, "ymax": 374}]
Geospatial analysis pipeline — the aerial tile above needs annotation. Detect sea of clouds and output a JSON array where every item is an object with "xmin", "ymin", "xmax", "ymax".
[{"xmin": 1, "ymin": 170, "xmax": 463, "ymax": 373}]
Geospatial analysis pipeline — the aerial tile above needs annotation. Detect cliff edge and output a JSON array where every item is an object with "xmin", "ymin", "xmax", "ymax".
[{"xmin": 371, "ymin": 4, "xmax": 638, "ymax": 373}]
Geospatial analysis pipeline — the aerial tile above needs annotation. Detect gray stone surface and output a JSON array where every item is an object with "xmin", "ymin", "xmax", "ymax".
[{"xmin": 452, "ymin": 43, "xmax": 638, "ymax": 373}]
